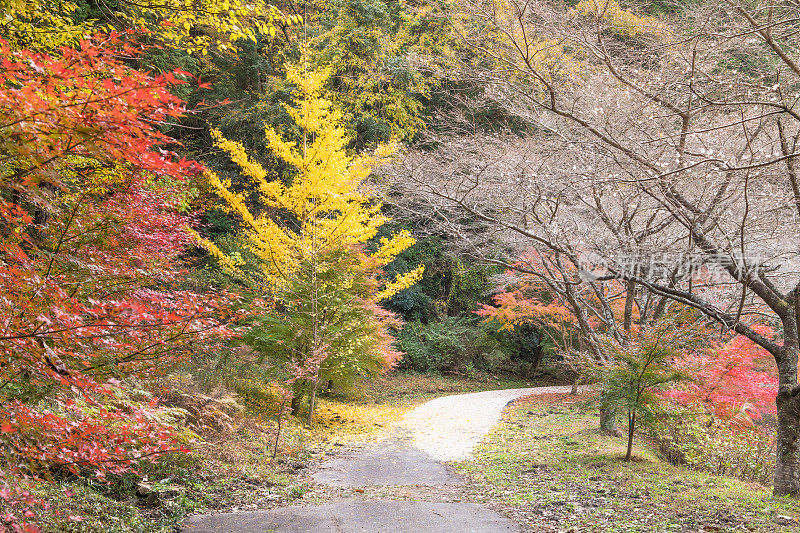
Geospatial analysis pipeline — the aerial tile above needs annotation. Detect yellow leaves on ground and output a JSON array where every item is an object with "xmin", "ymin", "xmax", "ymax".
[
  {"xmin": 307, "ymin": 372, "xmax": 523, "ymax": 446},
  {"xmin": 310, "ymin": 398, "xmax": 408, "ymax": 446}
]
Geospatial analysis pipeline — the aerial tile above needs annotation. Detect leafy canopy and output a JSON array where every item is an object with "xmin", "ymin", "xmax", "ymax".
[{"xmin": 0, "ymin": 0, "xmax": 301, "ymax": 53}]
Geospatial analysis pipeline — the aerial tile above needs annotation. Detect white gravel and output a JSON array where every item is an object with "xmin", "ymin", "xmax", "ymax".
[{"xmin": 399, "ymin": 385, "xmax": 574, "ymax": 461}]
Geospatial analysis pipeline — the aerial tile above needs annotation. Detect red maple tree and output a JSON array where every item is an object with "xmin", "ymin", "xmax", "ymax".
[
  {"xmin": 0, "ymin": 34, "xmax": 231, "ymax": 531},
  {"xmin": 664, "ymin": 325, "xmax": 779, "ymax": 422}
]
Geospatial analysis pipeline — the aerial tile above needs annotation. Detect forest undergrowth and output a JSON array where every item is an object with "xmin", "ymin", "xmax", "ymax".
[{"xmin": 17, "ymin": 373, "xmax": 528, "ymax": 533}]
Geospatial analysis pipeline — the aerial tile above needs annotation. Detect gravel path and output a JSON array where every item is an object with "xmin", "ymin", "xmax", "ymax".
[
  {"xmin": 183, "ymin": 385, "xmax": 572, "ymax": 533},
  {"xmin": 400, "ymin": 385, "xmax": 573, "ymax": 461}
]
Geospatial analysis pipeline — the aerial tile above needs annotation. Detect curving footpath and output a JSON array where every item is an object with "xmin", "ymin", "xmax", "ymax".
[
  {"xmin": 182, "ymin": 385, "xmax": 572, "ymax": 533},
  {"xmin": 401, "ymin": 386, "xmax": 570, "ymax": 462}
]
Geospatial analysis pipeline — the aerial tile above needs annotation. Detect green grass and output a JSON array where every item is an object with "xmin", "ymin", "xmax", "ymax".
[{"xmin": 455, "ymin": 392, "xmax": 800, "ymax": 532}]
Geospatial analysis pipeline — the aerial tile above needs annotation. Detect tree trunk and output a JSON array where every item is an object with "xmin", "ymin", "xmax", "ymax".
[
  {"xmin": 272, "ymin": 399, "xmax": 287, "ymax": 460},
  {"xmin": 306, "ymin": 376, "xmax": 318, "ymax": 426},
  {"xmin": 623, "ymin": 280, "xmax": 635, "ymax": 333},
  {"xmin": 600, "ymin": 404, "xmax": 622, "ymax": 437},
  {"xmin": 625, "ymin": 410, "xmax": 635, "ymax": 461},
  {"xmin": 774, "ymin": 313, "xmax": 800, "ymax": 496},
  {"xmin": 774, "ymin": 389, "xmax": 800, "ymax": 495}
]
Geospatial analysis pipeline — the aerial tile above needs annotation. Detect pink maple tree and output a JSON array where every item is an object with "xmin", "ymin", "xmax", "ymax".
[{"xmin": 664, "ymin": 325, "xmax": 778, "ymax": 422}]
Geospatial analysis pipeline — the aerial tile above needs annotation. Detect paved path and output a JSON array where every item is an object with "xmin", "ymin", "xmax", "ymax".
[
  {"xmin": 182, "ymin": 385, "xmax": 571, "ymax": 533},
  {"xmin": 181, "ymin": 501, "xmax": 515, "ymax": 533}
]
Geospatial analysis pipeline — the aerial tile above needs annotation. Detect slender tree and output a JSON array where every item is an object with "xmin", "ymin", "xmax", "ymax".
[{"xmin": 197, "ymin": 56, "xmax": 423, "ymax": 423}]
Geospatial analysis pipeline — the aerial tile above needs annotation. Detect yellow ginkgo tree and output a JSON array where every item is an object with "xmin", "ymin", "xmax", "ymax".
[{"xmin": 196, "ymin": 57, "xmax": 423, "ymax": 423}]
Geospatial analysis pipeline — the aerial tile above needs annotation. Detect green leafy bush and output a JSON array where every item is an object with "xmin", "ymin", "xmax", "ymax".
[{"xmin": 397, "ymin": 317, "xmax": 505, "ymax": 373}]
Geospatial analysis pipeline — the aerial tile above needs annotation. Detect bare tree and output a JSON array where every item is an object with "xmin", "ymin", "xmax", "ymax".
[{"xmin": 386, "ymin": 0, "xmax": 800, "ymax": 495}]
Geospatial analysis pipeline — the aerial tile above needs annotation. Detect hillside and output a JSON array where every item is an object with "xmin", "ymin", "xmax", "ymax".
[{"xmin": 3, "ymin": 0, "xmax": 800, "ymax": 531}]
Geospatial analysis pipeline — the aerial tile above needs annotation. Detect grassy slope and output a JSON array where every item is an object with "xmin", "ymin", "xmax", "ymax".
[
  {"xmin": 29, "ymin": 372, "xmax": 531, "ymax": 532},
  {"xmin": 456, "ymin": 392, "xmax": 800, "ymax": 533}
]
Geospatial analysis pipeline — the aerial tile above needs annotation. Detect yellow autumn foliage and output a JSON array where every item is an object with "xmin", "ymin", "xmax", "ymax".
[
  {"xmin": 572, "ymin": 0, "xmax": 671, "ymax": 39},
  {"xmin": 197, "ymin": 56, "xmax": 423, "ymax": 301},
  {"xmin": 0, "ymin": 0, "xmax": 89, "ymax": 50},
  {"xmin": 0, "ymin": 0, "xmax": 300, "ymax": 53}
]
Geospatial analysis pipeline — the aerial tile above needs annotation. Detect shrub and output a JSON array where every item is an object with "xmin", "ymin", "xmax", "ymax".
[
  {"xmin": 397, "ymin": 317, "xmax": 505, "ymax": 373},
  {"xmin": 585, "ymin": 313, "xmax": 699, "ymax": 460},
  {"xmin": 663, "ymin": 326, "xmax": 778, "ymax": 421},
  {"xmin": 647, "ymin": 405, "xmax": 775, "ymax": 485},
  {"xmin": 182, "ymin": 349, "xmax": 286, "ymax": 416}
]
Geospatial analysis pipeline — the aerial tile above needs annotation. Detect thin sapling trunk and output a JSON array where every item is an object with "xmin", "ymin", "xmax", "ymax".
[{"xmin": 625, "ymin": 410, "xmax": 636, "ymax": 461}]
